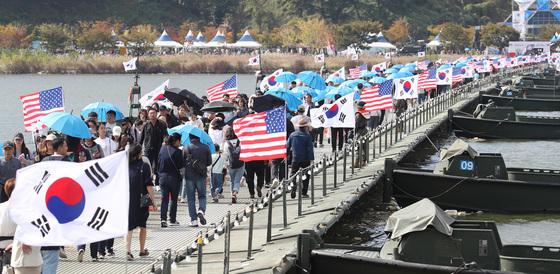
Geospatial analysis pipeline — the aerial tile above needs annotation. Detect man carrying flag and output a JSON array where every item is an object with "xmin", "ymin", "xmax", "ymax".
[{"xmin": 207, "ymin": 74, "xmax": 238, "ymax": 102}]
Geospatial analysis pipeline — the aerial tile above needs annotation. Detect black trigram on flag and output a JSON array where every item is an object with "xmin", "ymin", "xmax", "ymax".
[
  {"xmin": 31, "ymin": 215, "xmax": 50, "ymax": 237},
  {"xmin": 84, "ymin": 163, "xmax": 109, "ymax": 187},
  {"xmin": 87, "ymin": 207, "xmax": 109, "ymax": 230},
  {"xmin": 318, "ymin": 115, "xmax": 325, "ymax": 123},
  {"xmin": 340, "ymin": 98, "xmax": 348, "ymax": 104},
  {"xmin": 339, "ymin": 113, "xmax": 347, "ymax": 123},
  {"xmin": 33, "ymin": 171, "xmax": 51, "ymax": 194}
]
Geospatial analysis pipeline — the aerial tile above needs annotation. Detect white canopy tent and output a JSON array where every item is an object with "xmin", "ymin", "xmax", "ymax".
[
  {"xmin": 363, "ymin": 32, "xmax": 397, "ymax": 54},
  {"xmin": 230, "ymin": 30, "xmax": 261, "ymax": 48},
  {"xmin": 205, "ymin": 30, "xmax": 227, "ymax": 48},
  {"xmin": 154, "ymin": 30, "xmax": 183, "ymax": 48},
  {"xmin": 427, "ymin": 34, "xmax": 442, "ymax": 48},
  {"xmin": 192, "ymin": 32, "xmax": 206, "ymax": 48},
  {"xmin": 184, "ymin": 30, "xmax": 194, "ymax": 45}
]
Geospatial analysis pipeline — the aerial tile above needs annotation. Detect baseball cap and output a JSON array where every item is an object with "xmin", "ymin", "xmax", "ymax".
[
  {"xmin": 112, "ymin": 126, "xmax": 122, "ymax": 137},
  {"xmin": 14, "ymin": 133, "xmax": 24, "ymax": 140},
  {"xmin": 46, "ymin": 134, "xmax": 57, "ymax": 142},
  {"xmin": 297, "ymin": 105, "xmax": 306, "ymax": 113},
  {"xmin": 3, "ymin": 141, "xmax": 14, "ymax": 149}
]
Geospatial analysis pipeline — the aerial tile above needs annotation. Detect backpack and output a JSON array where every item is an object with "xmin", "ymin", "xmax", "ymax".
[
  {"xmin": 228, "ymin": 140, "xmax": 244, "ymax": 169},
  {"xmin": 184, "ymin": 145, "xmax": 207, "ymax": 177}
]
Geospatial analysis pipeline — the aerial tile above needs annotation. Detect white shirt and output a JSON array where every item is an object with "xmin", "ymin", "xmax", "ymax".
[
  {"xmin": 210, "ymin": 153, "xmax": 225, "ymax": 174},
  {"xmin": 186, "ymin": 118, "xmax": 204, "ymax": 130},
  {"xmin": 0, "ymin": 201, "xmax": 42, "ymax": 267},
  {"xmin": 208, "ymin": 127, "xmax": 224, "ymax": 148},
  {"xmin": 95, "ymin": 137, "xmax": 118, "ymax": 156}
]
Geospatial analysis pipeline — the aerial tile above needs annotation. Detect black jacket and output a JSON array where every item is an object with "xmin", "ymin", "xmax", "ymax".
[
  {"xmin": 183, "ymin": 141, "xmax": 212, "ymax": 179},
  {"xmin": 140, "ymin": 120, "xmax": 168, "ymax": 153},
  {"xmin": 158, "ymin": 145, "xmax": 184, "ymax": 179}
]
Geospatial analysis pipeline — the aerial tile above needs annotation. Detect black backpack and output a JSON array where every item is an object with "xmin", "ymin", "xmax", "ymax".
[{"xmin": 228, "ymin": 140, "xmax": 244, "ymax": 169}]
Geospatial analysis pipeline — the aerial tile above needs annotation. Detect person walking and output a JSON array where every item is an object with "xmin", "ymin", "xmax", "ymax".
[
  {"xmin": 126, "ymin": 144, "xmax": 157, "ymax": 261},
  {"xmin": 0, "ymin": 179, "xmax": 43, "ymax": 274},
  {"xmin": 287, "ymin": 119, "xmax": 315, "ymax": 199},
  {"xmin": 183, "ymin": 134, "xmax": 212, "ymax": 226},
  {"xmin": 0, "ymin": 141, "xmax": 22, "ymax": 203},
  {"xmin": 354, "ymin": 101, "xmax": 370, "ymax": 167},
  {"xmin": 158, "ymin": 133, "xmax": 184, "ymax": 228},
  {"xmin": 244, "ymin": 160, "xmax": 265, "ymax": 199},
  {"xmin": 223, "ymin": 128, "xmax": 244, "ymax": 204},
  {"xmin": 95, "ymin": 123, "xmax": 118, "ymax": 157},
  {"xmin": 140, "ymin": 108, "xmax": 168, "ymax": 185},
  {"xmin": 210, "ymin": 144, "xmax": 225, "ymax": 203}
]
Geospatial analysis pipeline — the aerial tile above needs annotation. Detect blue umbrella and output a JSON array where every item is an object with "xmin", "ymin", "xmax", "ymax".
[
  {"xmin": 341, "ymin": 79, "xmax": 372, "ymax": 89},
  {"xmin": 41, "ymin": 112, "xmax": 91, "ymax": 139},
  {"xmin": 325, "ymin": 86, "xmax": 354, "ymax": 100},
  {"xmin": 297, "ymin": 71, "xmax": 326, "ymax": 90},
  {"xmin": 168, "ymin": 124, "xmax": 216, "ymax": 154},
  {"xmin": 439, "ymin": 64, "xmax": 452, "ymax": 70},
  {"xmin": 359, "ymin": 71, "xmax": 378, "ymax": 78},
  {"xmin": 384, "ymin": 68, "xmax": 398, "ymax": 74},
  {"xmin": 393, "ymin": 71, "xmax": 414, "ymax": 78},
  {"xmin": 266, "ymin": 88, "xmax": 302, "ymax": 111},
  {"xmin": 326, "ymin": 75, "xmax": 344, "ymax": 84},
  {"xmin": 290, "ymin": 86, "xmax": 318, "ymax": 99},
  {"xmin": 81, "ymin": 102, "xmax": 124, "ymax": 122},
  {"xmin": 399, "ymin": 67, "xmax": 413, "ymax": 73},
  {"xmin": 369, "ymin": 76, "xmax": 387, "ymax": 84},
  {"xmin": 276, "ymin": 72, "xmax": 297, "ymax": 83},
  {"xmin": 392, "ymin": 64, "xmax": 404, "ymax": 70},
  {"xmin": 312, "ymin": 88, "xmax": 329, "ymax": 103}
]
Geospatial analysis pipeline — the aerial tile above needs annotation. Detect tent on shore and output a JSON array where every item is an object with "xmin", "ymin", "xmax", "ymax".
[
  {"xmin": 230, "ymin": 30, "xmax": 261, "ymax": 48},
  {"xmin": 363, "ymin": 32, "xmax": 397, "ymax": 54},
  {"xmin": 154, "ymin": 30, "xmax": 183, "ymax": 49},
  {"xmin": 427, "ymin": 34, "xmax": 442, "ymax": 49},
  {"xmin": 192, "ymin": 32, "xmax": 206, "ymax": 48},
  {"xmin": 205, "ymin": 30, "xmax": 227, "ymax": 48}
]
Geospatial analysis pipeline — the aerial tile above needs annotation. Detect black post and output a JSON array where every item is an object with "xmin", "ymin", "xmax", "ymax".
[
  {"xmin": 223, "ymin": 211, "xmax": 231, "ymax": 274},
  {"xmin": 342, "ymin": 147, "xmax": 347, "ymax": 182},
  {"xmin": 197, "ymin": 232, "xmax": 203, "ymax": 274},
  {"xmin": 266, "ymin": 190, "xmax": 273, "ymax": 242},
  {"xmin": 247, "ymin": 203, "xmax": 254, "ymax": 260},
  {"xmin": 383, "ymin": 158, "xmax": 395, "ymax": 203},
  {"xmin": 389, "ymin": 120, "xmax": 393, "ymax": 146},
  {"xmin": 322, "ymin": 156, "xmax": 327, "ymax": 196},
  {"xmin": 333, "ymin": 152, "xmax": 338, "ymax": 189},
  {"xmin": 379, "ymin": 126, "xmax": 383, "ymax": 154},
  {"xmin": 310, "ymin": 165, "xmax": 315, "ymax": 205},
  {"xmin": 372, "ymin": 130, "xmax": 376, "ymax": 161},
  {"xmin": 384, "ymin": 124, "xmax": 388, "ymax": 151},
  {"xmin": 448, "ymin": 109, "xmax": 454, "ymax": 134},
  {"xmin": 351, "ymin": 139, "xmax": 355, "ymax": 175},
  {"xmin": 297, "ymin": 170, "xmax": 303, "ymax": 217}
]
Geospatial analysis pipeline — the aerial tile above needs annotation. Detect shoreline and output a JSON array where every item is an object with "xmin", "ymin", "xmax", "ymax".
[{"xmin": 0, "ymin": 52, "xmax": 460, "ymax": 75}]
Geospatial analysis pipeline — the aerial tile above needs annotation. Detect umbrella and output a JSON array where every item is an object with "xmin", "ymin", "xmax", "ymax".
[
  {"xmin": 289, "ymin": 86, "xmax": 318, "ymax": 99},
  {"xmin": 81, "ymin": 102, "xmax": 124, "ymax": 122},
  {"xmin": 399, "ymin": 67, "xmax": 413, "ymax": 73},
  {"xmin": 385, "ymin": 68, "xmax": 398, "ymax": 74},
  {"xmin": 325, "ymin": 86, "xmax": 354, "ymax": 100},
  {"xmin": 251, "ymin": 94, "xmax": 285, "ymax": 113},
  {"xmin": 392, "ymin": 64, "xmax": 404, "ymax": 70},
  {"xmin": 276, "ymin": 72, "xmax": 297, "ymax": 83},
  {"xmin": 369, "ymin": 76, "xmax": 387, "ymax": 84},
  {"xmin": 41, "ymin": 112, "xmax": 91, "ymax": 139},
  {"xmin": 360, "ymin": 71, "xmax": 378, "ymax": 78},
  {"xmin": 394, "ymin": 71, "xmax": 414, "ymax": 78},
  {"xmin": 266, "ymin": 88, "xmax": 302, "ymax": 111},
  {"xmin": 341, "ymin": 79, "xmax": 372, "ymax": 89},
  {"xmin": 168, "ymin": 124, "xmax": 216, "ymax": 154},
  {"xmin": 312, "ymin": 88, "xmax": 329, "ymax": 103},
  {"xmin": 200, "ymin": 101, "xmax": 236, "ymax": 113},
  {"xmin": 326, "ymin": 75, "xmax": 344, "ymax": 84},
  {"xmin": 164, "ymin": 87, "xmax": 204, "ymax": 110},
  {"xmin": 439, "ymin": 64, "xmax": 452, "ymax": 70},
  {"xmin": 297, "ymin": 71, "xmax": 326, "ymax": 90}
]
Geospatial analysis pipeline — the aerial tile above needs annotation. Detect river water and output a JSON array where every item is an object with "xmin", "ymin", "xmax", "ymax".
[
  {"xmin": 0, "ymin": 74, "xmax": 256, "ymax": 142},
  {"xmin": 324, "ymin": 130, "xmax": 560, "ymax": 248}
]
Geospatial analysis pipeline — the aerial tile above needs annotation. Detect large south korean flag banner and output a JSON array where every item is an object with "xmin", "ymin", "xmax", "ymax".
[{"xmin": 9, "ymin": 151, "xmax": 129, "ymax": 246}]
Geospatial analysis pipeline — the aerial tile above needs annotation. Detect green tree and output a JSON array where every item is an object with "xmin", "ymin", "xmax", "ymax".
[
  {"xmin": 0, "ymin": 24, "xmax": 29, "ymax": 49},
  {"xmin": 538, "ymin": 24, "xmax": 560, "ymax": 41},
  {"xmin": 439, "ymin": 22, "xmax": 469, "ymax": 53},
  {"xmin": 333, "ymin": 20, "xmax": 383, "ymax": 49},
  {"xmin": 480, "ymin": 23, "xmax": 519, "ymax": 50},
  {"xmin": 34, "ymin": 23, "xmax": 72, "ymax": 53},
  {"xmin": 386, "ymin": 17, "xmax": 410, "ymax": 45},
  {"xmin": 298, "ymin": 17, "xmax": 330, "ymax": 49}
]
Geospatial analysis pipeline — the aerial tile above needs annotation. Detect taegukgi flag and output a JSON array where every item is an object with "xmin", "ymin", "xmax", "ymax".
[
  {"xmin": 314, "ymin": 53, "xmax": 325, "ymax": 63},
  {"xmin": 248, "ymin": 55, "xmax": 260, "ymax": 66},
  {"xmin": 310, "ymin": 93, "xmax": 355, "ymax": 128},
  {"xmin": 123, "ymin": 57, "xmax": 137, "ymax": 72},
  {"xmin": 394, "ymin": 75, "xmax": 418, "ymax": 100},
  {"xmin": 9, "ymin": 151, "xmax": 129, "ymax": 246},
  {"xmin": 436, "ymin": 68, "xmax": 452, "ymax": 85}
]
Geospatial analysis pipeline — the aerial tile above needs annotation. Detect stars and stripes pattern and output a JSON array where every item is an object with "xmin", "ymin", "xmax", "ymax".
[
  {"xmin": 20, "ymin": 87, "xmax": 65, "ymax": 132},
  {"xmin": 233, "ymin": 107, "xmax": 286, "ymax": 161},
  {"xmin": 452, "ymin": 67, "xmax": 464, "ymax": 85},
  {"xmin": 207, "ymin": 74, "xmax": 238, "ymax": 101},
  {"xmin": 349, "ymin": 64, "xmax": 367, "ymax": 79},
  {"xmin": 361, "ymin": 80, "xmax": 394, "ymax": 112},
  {"xmin": 417, "ymin": 69, "xmax": 437, "ymax": 90}
]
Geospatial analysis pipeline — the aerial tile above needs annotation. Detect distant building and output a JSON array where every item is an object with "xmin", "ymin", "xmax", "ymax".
[{"xmin": 504, "ymin": 0, "xmax": 560, "ymax": 39}]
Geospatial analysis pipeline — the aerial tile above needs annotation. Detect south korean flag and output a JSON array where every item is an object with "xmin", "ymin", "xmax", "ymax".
[{"xmin": 9, "ymin": 151, "xmax": 129, "ymax": 246}]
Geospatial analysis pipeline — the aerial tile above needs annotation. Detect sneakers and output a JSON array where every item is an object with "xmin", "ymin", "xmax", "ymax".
[
  {"xmin": 161, "ymin": 221, "xmax": 168, "ymax": 228},
  {"xmin": 302, "ymin": 194, "xmax": 310, "ymax": 198},
  {"xmin": 59, "ymin": 248, "xmax": 67, "ymax": 259},
  {"xmin": 169, "ymin": 221, "xmax": 180, "ymax": 226},
  {"xmin": 197, "ymin": 211, "xmax": 207, "ymax": 226},
  {"xmin": 98, "ymin": 254, "xmax": 105, "ymax": 260},
  {"xmin": 232, "ymin": 192, "xmax": 238, "ymax": 204},
  {"xmin": 107, "ymin": 251, "xmax": 115, "ymax": 257},
  {"xmin": 257, "ymin": 187, "xmax": 262, "ymax": 198},
  {"xmin": 77, "ymin": 249, "xmax": 84, "ymax": 262},
  {"xmin": 139, "ymin": 249, "xmax": 149, "ymax": 257},
  {"xmin": 250, "ymin": 194, "xmax": 255, "ymax": 199},
  {"xmin": 127, "ymin": 252, "xmax": 134, "ymax": 261},
  {"xmin": 92, "ymin": 257, "xmax": 99, "ymax": 262},
  {"xmin": 190, "ymin": 220, "xmax": 198, "ymax": 227},
  {"xmin": 290, "ymin": 186, "xmax": 297, "ymax": 199}
]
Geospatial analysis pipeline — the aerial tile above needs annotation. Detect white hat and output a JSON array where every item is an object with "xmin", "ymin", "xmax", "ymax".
[
  {"xmin": 112, "ymin": 126, "xmax": 122, "ymax": 137},
  {"xmin": 46, "ymin": 134, "xmax": 57, "ymax": 141}
]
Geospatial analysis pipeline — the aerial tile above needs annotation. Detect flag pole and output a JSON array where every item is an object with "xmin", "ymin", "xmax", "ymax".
[
  {"xmin": 283, "ymin": 105, "xmax": 288, "ymax": 181},
  {"xmin": 256, "ymin": 48, "xmax": 263, "ymax": 92}
]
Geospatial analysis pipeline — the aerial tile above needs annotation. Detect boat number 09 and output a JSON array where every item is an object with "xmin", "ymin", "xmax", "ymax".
[{"xmin": 460, "ymin": 160, "xmax": 474, "ymax": 171}]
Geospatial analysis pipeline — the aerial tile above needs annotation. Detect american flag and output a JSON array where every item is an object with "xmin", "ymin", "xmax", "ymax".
[
  {"xmin": 417, "ymin": 69, "xmax": 437, "ymax": 90},
  {"xmin": 19, "ymin": 87, "xmax": 65, "ymax": 132},
  {"xmin": 452, "ymin": 67, "xmax": 463, "ymax": 85},
  {"xmin": 349, "ymin": 64, "xmax": 367, "ymax": 79},
  {"xmin": 233, "ymin": 107, "xmax": 286, "ymax": 161},
  {"xmin": 207, "ymin": 74, "xmax": 238, "ymax": 101},
  {"xmin": 361, "ymin": 80, "xmax": 394, "ymax": 112}
]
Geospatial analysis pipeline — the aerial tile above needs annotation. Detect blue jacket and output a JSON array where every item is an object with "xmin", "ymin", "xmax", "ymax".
[{"xmin": 287, "ymin": 128, "xmax": 314, "ymax": 163}]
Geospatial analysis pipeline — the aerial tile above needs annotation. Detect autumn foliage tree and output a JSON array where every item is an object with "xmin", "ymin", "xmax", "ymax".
[
  {"xmin": 0, "ymin": 24, "xmax": 29, "ymax": 49},
  {"xmin": 439, "ymin": 22, "xmax": 470, "ymax": 53},
  {"xmin": 480, "ymin": 23, "xmax": 519, "ymax": 50},
  {"xmin": 75, "ymin": 20, "xmax": 115, "ymax": 51},
  {"xmin": 121, "ymin": 24, "xmax": 158, "ymax": 47},
  {"xmin": 33, "ymin": 23, "xmax": 72, "ymax": 53},
  {"xmin": 386, "ymin": 18, "xmax": 410, "ymax": 45}
]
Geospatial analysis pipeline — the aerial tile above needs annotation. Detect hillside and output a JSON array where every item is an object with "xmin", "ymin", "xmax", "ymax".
[{"xmin": 0, "ymin": 0, "xmax": 511, "ymax": 39}]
